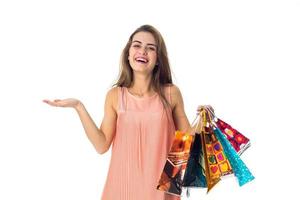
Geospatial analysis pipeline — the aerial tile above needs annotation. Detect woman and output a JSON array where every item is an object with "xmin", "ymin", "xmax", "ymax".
[{"xmin": 43, "ymin": 24, "xmax": 200, "ymax": 200}]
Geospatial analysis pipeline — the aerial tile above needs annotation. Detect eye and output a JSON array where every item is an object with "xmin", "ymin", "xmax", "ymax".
[
  {"xmin": 147, "ymin": 46, "xmax": 156, "ymax": 51},
  {"xmin": 132, "ymin": 44, "xmax": 141, "ymax": 48}
]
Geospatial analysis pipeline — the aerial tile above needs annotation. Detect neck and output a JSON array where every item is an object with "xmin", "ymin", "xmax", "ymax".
[{"xmin": 130, "ymin": 73, "xmax": 153, "ymax": 94}]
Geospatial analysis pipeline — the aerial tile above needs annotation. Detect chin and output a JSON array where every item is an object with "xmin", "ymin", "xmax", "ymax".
[{"xmin": 132, "ymin": 67, "xmax": 153, "ymax": 74}]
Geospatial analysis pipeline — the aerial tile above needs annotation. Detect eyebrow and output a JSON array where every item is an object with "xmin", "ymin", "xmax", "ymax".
[{"xmin": 132, "ymin": 40, "xmax": 157, "ymax": 47}]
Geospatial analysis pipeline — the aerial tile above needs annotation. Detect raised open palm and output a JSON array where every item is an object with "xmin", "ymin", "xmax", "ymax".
[{"xmin": 43, "ymin": 98, "xmax": 81, "ymax": 108}]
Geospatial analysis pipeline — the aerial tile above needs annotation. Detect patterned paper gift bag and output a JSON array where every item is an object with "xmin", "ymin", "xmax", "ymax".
[
  {"xmin": 157, "ymin": 112, "xmax": 205, "ymax": 196},
  {"xmin": 213, "ymin": 127, "xmax": 255, "ymax": 186},
  {"xmin": 206, "ymin": 107, "xmax": 251, "ymax": 155},
  {"xmin": 182, "ymin": 133, "xmax": 207, "ymax": 189},
  {"xmin": 205, "ymin": 107, "xmax": 255, "ymax": 186},
  {"xmin": 156, "ymin": 130, "xmax": 194, "ymax": 196},
  {"xmin": 198, "ymin": 108, "xmax": 233, "ymax": 192},
  {"xmin": 157, "ymin": 105, "xmax": 255, "ymax": 197},
  {"xmin": 182, "ymin": 115, "xmax": 207, "ymax": 189}
]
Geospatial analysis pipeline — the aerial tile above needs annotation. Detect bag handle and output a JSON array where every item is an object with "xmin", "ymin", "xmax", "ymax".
[
  {"xmin": 206, "ymin": 106, "xmax": 216, "ymax": 120},
  {"xmin": 191, "ymin": 105, "xmax": 207, "ymax": 134},
  {"xmin": 204, "ymin": 106, "xmax": 219, "ymax": 130},
  {"xmin": 198, "ymin": 105, "xmax": 217, "ymax": 130},
  {"xmin": 188, "ymin": 113, "xmax": 201, "ymax": 135},
  {"xmin": 189, "ymin": 105, "xmax": 217, "ymax": 134}
]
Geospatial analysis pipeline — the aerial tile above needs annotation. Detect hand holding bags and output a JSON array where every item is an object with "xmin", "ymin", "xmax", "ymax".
[{"xmin": 157, "ymin": 106, "xmax": 255, "ymax": 197}]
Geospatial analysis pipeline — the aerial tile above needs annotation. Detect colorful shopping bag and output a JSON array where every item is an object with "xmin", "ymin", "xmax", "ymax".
[
  {"xmin": 156, "ymin": 131, "xmax": 194, "ymax": 196},
  {"xmin": 206, "ymin": 107, "xmax": 251, "ymax": 155},
  {"xmin": 182, "ymin": 133, "xmax": 207, "ymax": 188},
  {"xmin": 215, "ymin": 118, "xmax": 250, "ymax": 155},
  {"xmin": 157, "ymin": 105, "xmax": 255, "ymax": 197},
  {"xmin": 181, "ymin": 113, "xmax": 208, "ymax": 189},
  {"xmin": 213, "ymin": 127, "xmax": 255, "ymax": 186},
  {"xmin": 199, "ymin": 109, "xmax": 233, "ymax": 192}
]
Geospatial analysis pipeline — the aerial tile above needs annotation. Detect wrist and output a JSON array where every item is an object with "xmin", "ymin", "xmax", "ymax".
[{"xmin": 74, "ymin": 101, "xmax": 84, "ymax": 111}]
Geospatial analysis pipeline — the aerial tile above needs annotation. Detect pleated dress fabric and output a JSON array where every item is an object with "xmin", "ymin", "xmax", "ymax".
[{"xmin": 101, "ymin": 86, "xmax": 181, "ymax": 200}]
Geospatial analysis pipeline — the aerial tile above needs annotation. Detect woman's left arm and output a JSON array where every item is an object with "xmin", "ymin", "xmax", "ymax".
[{"xmin": 171, "ymin": 85, "xmax": 193, "ymax": 133}]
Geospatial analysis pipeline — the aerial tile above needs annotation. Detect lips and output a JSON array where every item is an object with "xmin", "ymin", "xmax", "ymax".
[{"xmin": 135, "ymin": 57, "xmax": 149, "ymax": 64}]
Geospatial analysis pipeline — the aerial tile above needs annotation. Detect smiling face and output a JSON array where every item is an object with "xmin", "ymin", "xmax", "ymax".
[{"xmin": 128, "ymin": 31, "xmax": 158, "ymax": 75}]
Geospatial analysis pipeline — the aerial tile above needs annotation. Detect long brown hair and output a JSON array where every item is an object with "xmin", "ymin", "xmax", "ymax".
[{"xmin": 113, "ymin": 24, "xmax": 173, "ymax": 112}]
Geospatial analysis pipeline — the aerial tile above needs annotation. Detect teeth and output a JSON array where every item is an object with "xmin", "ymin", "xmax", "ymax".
[{"xmin": 136, "ymin": 57, "xmax": 148, "ymax": 63}]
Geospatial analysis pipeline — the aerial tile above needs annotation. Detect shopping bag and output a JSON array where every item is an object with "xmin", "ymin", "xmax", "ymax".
[
  {"xmin": 215, "ymin": 118, "xmax": 250, "ymax": 155},
  {"xmin": 206, "ymin": 107, "xmax": 251, "ymax": 155},
  {"xmin": 199, "ymin": 109, "xmax": 233, "ymax": 192},
  {"xmin": 156, "ymin": 131, "xmax": 194, "ymax": 196},
  {"xmin": 157, "ymin": 105, "xmax": 255, "ymax": 197},
  {"xmin": 182, "ymin": 133, "xmax": 207, "ymax": 188},
  {"xmin": 213, "ymin": 127, "xmax": 255, "ymax": 186},
  {"xmin": 182, "ymin": 115, "xmax": 207, "ymax": 188}
]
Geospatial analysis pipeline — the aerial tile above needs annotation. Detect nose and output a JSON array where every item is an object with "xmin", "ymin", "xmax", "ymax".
[{"xmin": 139, "ymin": 46, "xmax": 148, "ymax": 55}]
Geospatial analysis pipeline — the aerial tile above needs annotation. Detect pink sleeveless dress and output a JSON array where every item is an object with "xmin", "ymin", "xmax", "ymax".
[{"xmin": 101, "ymin": 86, "xmax": 181, "ymax": 200}]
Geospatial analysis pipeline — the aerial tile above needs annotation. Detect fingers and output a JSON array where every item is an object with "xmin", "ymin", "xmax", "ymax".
[
  {"xmin": 196, "ymin": 105, "xmax": 207, "ymax": 112},
  {"xmin": 42, "ymin": 99, "xmax": 62, "ymax": 107},
  {"xmin": 207, "ymin": 105, "xmax": 214, "ymax": 113},
  {"xmin": 196, "ymin": 105, "xmax": 213, "ymax": 110},
  {"xmin": 196, "ymin": 105, "xmax": 214, "ymax": 114},
  {"xmin": 197, "ymin": 105, "xmax": 205, "ymax": 111}
]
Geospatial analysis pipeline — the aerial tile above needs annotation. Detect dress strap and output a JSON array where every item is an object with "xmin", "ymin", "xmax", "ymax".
[
  {"xmin": 118, "ymin": 86, "xmax": 127, "ymax": 112},
  {"xmin": 168, "ymin": 84, "xmax": 172, "ymax": 105},
  {"xmin": 164, "ymin": 84, "xmax": 172, "ymax": 106}
]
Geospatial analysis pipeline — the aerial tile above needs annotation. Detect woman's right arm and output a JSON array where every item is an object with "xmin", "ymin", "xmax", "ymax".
[{"xmin": 75, "ymin": 88, "xmax": 117, "ymax": 154}]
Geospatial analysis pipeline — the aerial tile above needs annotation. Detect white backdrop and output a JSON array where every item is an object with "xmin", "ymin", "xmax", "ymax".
[{"xmin": 0, "ymin": 0, "xmax": 299, "ymax": 199}]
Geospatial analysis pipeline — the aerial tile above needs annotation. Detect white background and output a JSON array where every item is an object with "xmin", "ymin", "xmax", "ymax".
[{"xmin": 0, "ymin": 0, "xmax": 299, "ymax": 199}]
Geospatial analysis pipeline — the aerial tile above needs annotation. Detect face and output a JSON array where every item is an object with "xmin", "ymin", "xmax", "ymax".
[{"xmin": 128, "ymin": 31, "xmax": 158, "ymax": 75}]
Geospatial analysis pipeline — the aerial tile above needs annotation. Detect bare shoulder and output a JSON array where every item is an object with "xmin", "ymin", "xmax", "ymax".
[
  {"xmin": 168, "ymin": 84, "xmax": 190, "ymax": 132},
  {"xmin": 169, "ymin": 84, "xmax": 181, "ymax": 95},
  {"xmin": 105, "ymin": 86, "xmax": 119, "ymax": 112},
  {"xmin": 167, "ymin": 84, "xmax": 182, "ymax": 110}
]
